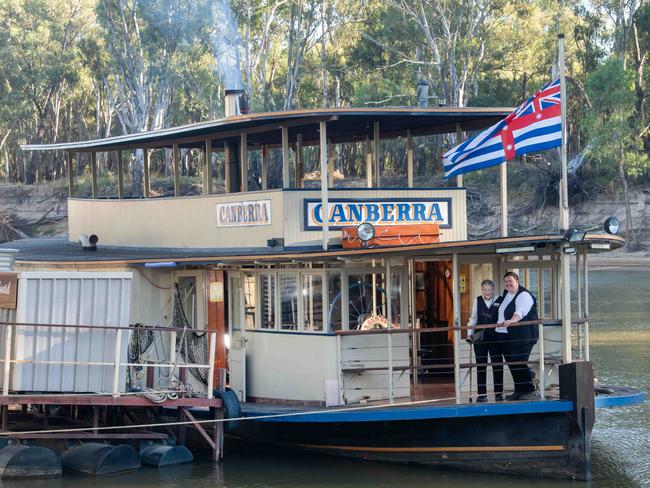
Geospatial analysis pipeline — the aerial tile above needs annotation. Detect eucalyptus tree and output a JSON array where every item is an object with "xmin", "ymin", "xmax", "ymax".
[
  {"xmin": 97, "ymin": 0, "xmax": 201, "ymax": 195},
  {"xmin": 0, "ymin": 0, "xmax": 95, "ymax": 183}
]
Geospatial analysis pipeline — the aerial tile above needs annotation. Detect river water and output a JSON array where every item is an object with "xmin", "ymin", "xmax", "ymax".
[{"xmin": 0, "ymin": 269, "xmax": 647, "ymax": 488}]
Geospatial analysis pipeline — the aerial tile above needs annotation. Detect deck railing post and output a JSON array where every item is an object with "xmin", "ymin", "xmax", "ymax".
[
  {"xmin": 538, "ymin": 323, "xmax": 545, "ymax": 400},
  {"xmin": 3, "ymin": 325, "xmax": 13, "ymax": 396},
  {"xmin": 207, "ymin": 332, "xmax": 217, "ymax": 399},
  {"xmin": 336, "ymin": 334, "xmax": 344, "ymax": 405},
  {"xmin": 112, "ymin": 329, "xmax": 122, "ymax": 397},
  {"xmin": 452, "ymin": 253, "xmax": 461, "ymax": 404},
  {"xmin": 387, "ymin": 332, "xmax": 393, "ymax": 404},
  {"xmin": 170, "ymin": 331, "xmax": 177, "ymax": 384}
]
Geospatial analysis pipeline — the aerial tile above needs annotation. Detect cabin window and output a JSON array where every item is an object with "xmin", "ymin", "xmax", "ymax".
[
  {"xmin": 260, "ymin": 273, "xmax": 276, "ymax": 329},
  {"xmin": 279, "ymin": 274, "xmax": 299, "ymax": 330},
  {"xmin": 177, "ymin": 276, "xmax": 198, "ymax": 328},
  {"xmin": 302, "ymin": 274, "xmax": 323, "ymax": 332},
  {"xmin": 390, "ymin": 271, "xmax": 402, "ymax": 327},
  {"xmin": 244, "ymin": 272, "xmax": 256, "ymax": 330}
]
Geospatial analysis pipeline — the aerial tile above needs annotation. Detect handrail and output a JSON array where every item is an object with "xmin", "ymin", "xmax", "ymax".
[
  {"xmin": 0, "ymin": 322, "xmax": 217, "ymax": 399},
  {"xmin": 334, "ymin": 318, "xmax": 587, "ymax": 336},
  {"xmin": 0, "ymin": 321, "xmax": 193, "ymax": 333}
]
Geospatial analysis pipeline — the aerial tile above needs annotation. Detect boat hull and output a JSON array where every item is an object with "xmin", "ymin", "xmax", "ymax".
[{"xmin": 235, "ymin": 402, "xmax": 591, "ymax": 480}]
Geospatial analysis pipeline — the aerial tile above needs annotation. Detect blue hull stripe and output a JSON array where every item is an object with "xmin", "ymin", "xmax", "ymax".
[
  {"xmin": 595, "ymin": 390, "xmax": 646, "ymax": 408},
  {"xmin": 247, "ymin": 400, "xmax": 574, "ymax": 423}
]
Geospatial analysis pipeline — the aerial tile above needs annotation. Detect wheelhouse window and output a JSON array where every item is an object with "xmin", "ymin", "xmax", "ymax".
[
  {"xmin": 244, "ymin": 272, "xmax": 256, "ymax": 330},
  {"xmin": 328, "ymin": 272, "xmax": 342, "ymax": 332},
  {"xmin": 280, "ymin": 274, "xmax": 298, "ymax": 330},
  {"xmin": 302, "ymin": 274, "xmax": 323, "ymax": 332}
]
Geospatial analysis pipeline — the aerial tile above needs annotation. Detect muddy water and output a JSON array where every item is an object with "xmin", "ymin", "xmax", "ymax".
[{"xmin": 0, "ymin": 269, "xmax": 647, "ymax": 488}]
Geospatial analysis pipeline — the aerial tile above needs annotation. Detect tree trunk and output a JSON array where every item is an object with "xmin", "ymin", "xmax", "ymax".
[{"xmin": 618, "ymin": 154, "xmax": 638, "ymax": 248}]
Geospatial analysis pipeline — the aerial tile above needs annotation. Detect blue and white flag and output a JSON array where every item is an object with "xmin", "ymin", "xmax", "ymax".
[{"xmin": 443, "ymin": 76, "xmax": 562, "ymax": 178}]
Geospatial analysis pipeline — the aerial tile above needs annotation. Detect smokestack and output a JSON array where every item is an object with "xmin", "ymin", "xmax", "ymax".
[{"xmin": 225, "ymin": 89, "xmax": 244, "ymax": 118}]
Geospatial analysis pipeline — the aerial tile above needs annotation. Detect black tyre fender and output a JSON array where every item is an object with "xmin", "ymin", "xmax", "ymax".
[{"xmin": 213, "ymin": 388, "xmax": 241, "ymax": 433}]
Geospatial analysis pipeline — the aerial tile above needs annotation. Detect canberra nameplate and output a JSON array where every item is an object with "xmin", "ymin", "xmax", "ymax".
[
  {"xmin": 304, "ymin": 198, "xmax": 451, "ymax": 230},
  {"xmin": 217, "ymin": 199, "xmax": 272, "ymax": 227}
]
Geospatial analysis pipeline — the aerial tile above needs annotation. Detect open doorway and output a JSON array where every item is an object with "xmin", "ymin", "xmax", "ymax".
[{"xmin": 414, "ymin": 261, "xmax": 455, "ymax": 385}]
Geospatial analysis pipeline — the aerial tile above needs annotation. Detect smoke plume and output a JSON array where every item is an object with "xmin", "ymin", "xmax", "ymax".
[{"xmin": 209, "ymin": 0, "xmax": 244, "ymax": 91}]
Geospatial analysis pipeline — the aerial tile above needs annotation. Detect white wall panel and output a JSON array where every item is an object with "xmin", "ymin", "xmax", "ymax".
[{"xmin": 7, "ymin": 271, "xmax": 132, "ymax": 393}]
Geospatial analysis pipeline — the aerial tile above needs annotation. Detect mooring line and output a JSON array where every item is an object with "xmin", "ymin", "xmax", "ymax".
[{"xmin": 0, "ymin": 396, "xmax": 458, "ymax": 436}]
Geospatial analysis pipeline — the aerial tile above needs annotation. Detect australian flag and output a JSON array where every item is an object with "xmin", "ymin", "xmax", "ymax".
[{"xmin": 443, "ymin": 76, "xmax": 562, "ymax": 178}]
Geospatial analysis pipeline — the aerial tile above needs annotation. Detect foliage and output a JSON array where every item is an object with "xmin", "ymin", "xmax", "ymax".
[{"xmin": 0, "ymin": 0, "xmax": 649, "ymax": 201}]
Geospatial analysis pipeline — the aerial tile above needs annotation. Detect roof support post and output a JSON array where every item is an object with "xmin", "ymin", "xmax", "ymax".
[
  {"xmin": 143, "ymin": 148, "xmax": 151, "ymax": 198},
  {"xmin": 67, "ymin": 152, "xmax": 75, "ymax": 198},
  {"xmin": 373, "ymin": 121, "xmax": 380, "ymax": 187},
  {"xmin": 281, "ymin": 126, "xmax": 290, "ymax": 188},
  {"xmin": 261, "ymin": 145, "xmax": 268, "ymax": 190},
  {"xmin": 560, "ymin": 247, "xmax": 572, "ymax": 363},
  {"xmin": 204, "ymin": 139, "xmax": 212, "ymax": 195},
  {"xmin": 327, "ymin": 139, "xmax": 334, "ymax": 188},
  {"xmin": 224, "ymin": 143, "xmax": 232, "ymax": 193},
  {"xmin": 90, "ymin": 151, "xmax": 98, "ymax": 199},
  {"xmin": 452, "ymin": 252, "xmax": 461, "ymax": 404},
  {"xmin": 240, "ymin": 133, "xmax": 248, "ymax": 192},
  {"xmin": 172, "ymin": 144, "xmax": 180, "ymax": 197},
  {"xmin": 295, "ymin": 134, "xmax": 303, "ymax": 189},
  {"xmin": 117, "ymin": 150, "xmax": 124, "ymax": 199},
  {"xmin": 455, "ymin": 123, "xmax": 464, "ymax": 187},
  {"xmin": 406, "ymin": 130, "xmax": 414, "ymax": 188},
  {"xmin": 365, "ymin": 136, "xmax": 372, "ymax": 188},
  {"xmin": 319, "ymin": 121, "xmax": 329, "ymax": 251},
  {"xmin": 583, "ymin": 251, "xmax": 590, "ymax": 361},
  {"xmin": 500, "ymin": 162, "xmax": 508, "ymax": 237}
]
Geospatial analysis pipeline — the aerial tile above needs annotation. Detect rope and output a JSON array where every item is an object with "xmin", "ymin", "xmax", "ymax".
[
  {"xmin": 0, "ymin": 396, "xmax": 459, "ymax": 437},
  {"xmin": 139, "ymin": 381, "xmax": 195, "ymax": 403},
  {"xmin": 173, "ymin": 283, "xmax": 209, "ymax": 385}
]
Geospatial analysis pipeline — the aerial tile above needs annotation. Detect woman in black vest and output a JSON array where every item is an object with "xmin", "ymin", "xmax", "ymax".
[
  {"xmin": 466, "ymin": 279, "xmax": 504, "ymax": 402},
  {"xmin": 497, "ymin": 271, "xmax": 539, "ymax": 401}
]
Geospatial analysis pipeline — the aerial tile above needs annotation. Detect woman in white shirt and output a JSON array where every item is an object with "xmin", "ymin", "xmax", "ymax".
[
  {"xmin": 467, "ymin": 279, "xmax": 504, "ymax": 402},
  {"xmin": 497, "ymin": 271, "xmax": 539, "ymax": 401}
]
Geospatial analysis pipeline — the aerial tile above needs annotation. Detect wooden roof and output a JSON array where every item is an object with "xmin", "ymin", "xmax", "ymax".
[{"xmin": 21, "ymin": 107, "xmax": 512, "ymax": 153}]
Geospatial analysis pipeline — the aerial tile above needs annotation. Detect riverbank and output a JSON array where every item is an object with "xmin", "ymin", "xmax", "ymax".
[{"xmin": 0, "ymin": 181, "xmax": 646, "ymax": 253}]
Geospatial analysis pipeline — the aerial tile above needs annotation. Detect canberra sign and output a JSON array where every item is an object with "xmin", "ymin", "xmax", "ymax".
[
  {"xmin": 216, "ymin": 199, "xmax": 272, "ymax": 227},
  {"xmin": 304, "ymin": 198, "xmax": 451, "ymax": 231}
]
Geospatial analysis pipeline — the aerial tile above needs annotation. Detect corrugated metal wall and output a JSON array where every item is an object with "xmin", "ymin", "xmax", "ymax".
[
  {"xmin": 0, "ymin": 250, "xmax": 17, "ymax": 271},
  {"xmin": 1, "ymin": 272, "xmax": 132, "ymax": 393}
]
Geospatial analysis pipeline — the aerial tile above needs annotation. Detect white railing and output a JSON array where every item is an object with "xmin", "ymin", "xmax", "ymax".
[
  {"xmin": 336, "ymin": 318, "xmax": 589, "ymax": 405},
  {"xmin": 0, "ymin": 321, "xmax": 217, "ymax": 399}
]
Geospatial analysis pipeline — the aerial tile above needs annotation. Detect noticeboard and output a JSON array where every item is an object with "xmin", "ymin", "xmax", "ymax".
[{"xmin": 0, "ymin": 272, "xmax": 18, "ymax": 309}]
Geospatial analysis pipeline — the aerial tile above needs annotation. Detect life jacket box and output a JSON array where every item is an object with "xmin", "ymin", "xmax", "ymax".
[{"xmin": 341, "ymin": 223, "xmax": 440, "ymax": 248}]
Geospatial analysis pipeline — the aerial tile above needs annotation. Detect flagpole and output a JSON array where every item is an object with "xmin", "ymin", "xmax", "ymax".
[
  {"xmin": 559, "ymin": 33, "xmax": 569, "ymax": 232},
  {"xmin": 558, "ymin": 32, "xmax": 572, "ymax": 364},
  {"xmin": 500, "ymin": 162, "xmax": 508, "ymax": 237}
]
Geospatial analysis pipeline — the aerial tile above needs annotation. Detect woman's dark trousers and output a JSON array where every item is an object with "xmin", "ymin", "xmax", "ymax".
[{"xmin": 473, "ymin": 331, "xmax": 504, "ymax": 396}]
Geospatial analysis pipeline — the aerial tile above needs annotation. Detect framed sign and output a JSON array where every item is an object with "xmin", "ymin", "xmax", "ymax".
[
  {"xmin": 216, "ymin": 199, "xmax": 272, "ymax": 227},
  {"xmin": 304, "ymin": 198, "xmax": 452, "ymax": 231},
  {"xmin": 0, "ymin": 272, "xmax": 18, "ymax": 309}
]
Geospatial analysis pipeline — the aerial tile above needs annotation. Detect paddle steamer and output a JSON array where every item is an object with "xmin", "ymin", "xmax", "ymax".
[{"xmin": 6, "ymin": 87, "xmax": 644, "ymax": 480}]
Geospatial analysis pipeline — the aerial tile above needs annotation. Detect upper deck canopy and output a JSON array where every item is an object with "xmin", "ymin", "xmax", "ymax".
[{"xmin": 21, "ymin": 107, "xmax": 512, "ymax": 152}]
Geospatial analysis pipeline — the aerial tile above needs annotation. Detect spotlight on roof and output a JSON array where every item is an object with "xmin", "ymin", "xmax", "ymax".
[
  {"xmin": 565, "ymin": 229, "xmax": 587, "ymax": 243},
  {"xmin": 357, "ymin": 223, "xmax": 375, "ymax": 243},
  {"xmin": 604, "ymin": 217, "xmax": 620, "ymax": 235}
]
